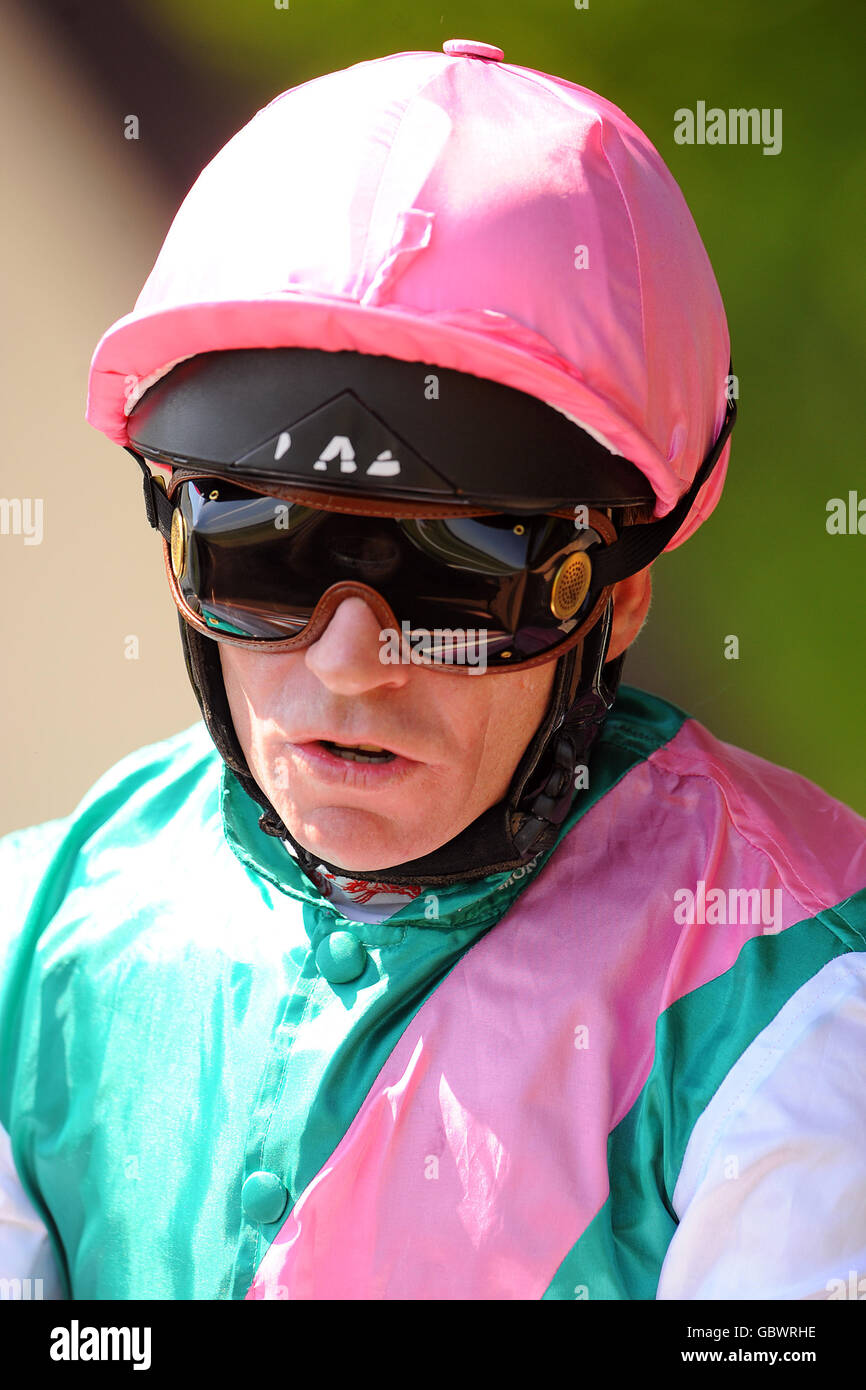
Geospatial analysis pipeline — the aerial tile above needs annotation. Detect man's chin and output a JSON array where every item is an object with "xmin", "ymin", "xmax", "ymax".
[
  {"xmin": 284, "ymin": 813, "xmax": 420, "ymax": 876},
  {"xmin": 294, "ymin": 842, "xmax": 418, "ymax": 876}
]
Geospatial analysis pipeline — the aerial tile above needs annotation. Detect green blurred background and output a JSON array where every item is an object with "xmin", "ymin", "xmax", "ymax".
[{"xmin": 1, "ymin": 0, "xmax": 863, "ymax": 832}]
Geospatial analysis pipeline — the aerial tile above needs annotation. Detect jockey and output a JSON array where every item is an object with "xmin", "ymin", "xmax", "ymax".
[{"xmin": 1, "ymin": 39, "xmax": 863, "ymax": 1301}]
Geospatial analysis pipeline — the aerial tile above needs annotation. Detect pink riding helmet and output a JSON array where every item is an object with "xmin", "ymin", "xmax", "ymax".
[{"xmin": 86, "ymin": 38, "xmax": 733, "ymax": 547}]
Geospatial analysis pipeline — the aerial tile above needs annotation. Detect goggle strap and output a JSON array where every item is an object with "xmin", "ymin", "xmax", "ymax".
[
  {"xmin": 511, "ymin": 601, "xmax": 619, "ymax": 857},
  {"xmin": 591, "ymin": 392, "xmax": 736, "ymax": 589},
  {"xmin": 127, "ymin": 446, "xmax": 174, "ymax": 541}
]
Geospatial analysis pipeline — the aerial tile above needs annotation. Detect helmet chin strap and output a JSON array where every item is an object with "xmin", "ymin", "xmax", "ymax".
[{"xmin": 178, "ymin": 599, "xmax": 623, "ymax": 889}]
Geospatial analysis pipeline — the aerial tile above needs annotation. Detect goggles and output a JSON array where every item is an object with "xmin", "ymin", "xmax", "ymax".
[
  {"xmin": 155, "ymin": 469, "xmax": 617, "ymax": 671},
  {"xmin": 128, "ymin": 386, "xmax": 735, "ymax": 673}
]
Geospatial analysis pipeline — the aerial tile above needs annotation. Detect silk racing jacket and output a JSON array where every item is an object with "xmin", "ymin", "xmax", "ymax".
[{"xmin": 1, "ymin": 687, "xmax": 864, "ymax": 1300}]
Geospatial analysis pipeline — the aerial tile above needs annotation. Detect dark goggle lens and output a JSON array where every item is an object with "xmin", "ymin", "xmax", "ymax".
[{"xmin": 170, "ymin": 479, "xmax": 602, "ymax": 663}]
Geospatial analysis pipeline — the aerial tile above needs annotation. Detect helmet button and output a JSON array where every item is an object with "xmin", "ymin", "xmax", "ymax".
[{"xmin": 443, "ymin": 39, "xmax": 505, "ymax": 61}]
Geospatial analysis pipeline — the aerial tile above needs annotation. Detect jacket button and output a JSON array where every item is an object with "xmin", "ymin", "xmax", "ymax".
[
  {"xmin": 315, "ymin": 930, "xmax": 367, "ymax": 984},
  {"xmin": 242, "ymin": 1171, "xmax": 288, "ymax": 1224}
]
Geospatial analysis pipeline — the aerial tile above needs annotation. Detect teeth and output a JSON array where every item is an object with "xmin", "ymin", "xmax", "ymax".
[
  {"xmin": 321, "ymin": 739, "xmax": 395, "ymax": 763},
  {"xmin": 329, "ymin": 740, "xmax": 386, "ymax": 753}
]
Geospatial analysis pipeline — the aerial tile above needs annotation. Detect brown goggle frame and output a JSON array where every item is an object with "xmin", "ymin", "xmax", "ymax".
[{"xmin": 158, "ymin": 465, "xmax": 618, "ymax": 671}]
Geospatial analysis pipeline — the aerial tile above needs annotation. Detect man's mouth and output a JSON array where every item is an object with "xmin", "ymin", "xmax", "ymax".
[{"xmin": 316, "ymin": 739, "xmax": 396, "ymax": 764}]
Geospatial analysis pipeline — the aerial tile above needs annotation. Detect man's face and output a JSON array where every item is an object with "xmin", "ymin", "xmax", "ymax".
[{"xmin": 219, "ymin": 595, "xmax": 557, "ymax": 874}]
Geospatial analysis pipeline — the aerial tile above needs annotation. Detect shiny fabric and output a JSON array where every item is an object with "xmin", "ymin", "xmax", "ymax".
[
  {"xmin": 1, "ymin": 688, "xmax": 864, "ymax": 1299},
  {"xmin": 1, "ymin": 705, "xmax": 616, "ymax": 1298},
  {"xmin": 656, "ymin": 953, "xmax": 866, "ymax": 1299},
  {"xmin": 85, "ymin": 45, "xmax": 731, "ymax": 544},
  {"xmin": 248, "ymin": 717, "xmax": 866, "ymax": 1299}
]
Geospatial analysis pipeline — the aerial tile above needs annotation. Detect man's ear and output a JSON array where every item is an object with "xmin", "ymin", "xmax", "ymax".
[{"xmin": 606, "ymin": 564, "xmax": 653, "ymax": 661}]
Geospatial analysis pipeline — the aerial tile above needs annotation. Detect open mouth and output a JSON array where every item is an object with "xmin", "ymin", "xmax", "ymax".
[{"xmin": 317, "ymin": 739, "xmax": 397, "ymax": 764}]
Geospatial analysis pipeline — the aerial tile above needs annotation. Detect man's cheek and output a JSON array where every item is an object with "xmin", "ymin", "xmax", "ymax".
[{"xmin": 272, "ymin": 755, "xmax": 293, "ymax": 791}]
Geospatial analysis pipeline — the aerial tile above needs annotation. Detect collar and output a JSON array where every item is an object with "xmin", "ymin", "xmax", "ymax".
[
  {"xmin": 279, "ymin": 839, "xmax": 425, "ymax": 923},
  {"xmin": 221, "ymin": 756, "xmax": 569, "ymax": 932},
  {"xmin": 217, "ymin": 686, "xmax": 669, "ymax": 931}
]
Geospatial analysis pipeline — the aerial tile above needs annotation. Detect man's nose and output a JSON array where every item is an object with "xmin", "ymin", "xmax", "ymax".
[{"xmin": 303, "ymin": 596, "xmax": 410, "ymax": 694}]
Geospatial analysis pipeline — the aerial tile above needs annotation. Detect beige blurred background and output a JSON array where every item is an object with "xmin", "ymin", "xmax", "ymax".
[{"xmin": 0, "ymin": 2, "xmax": 200, "ymax": 835}]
